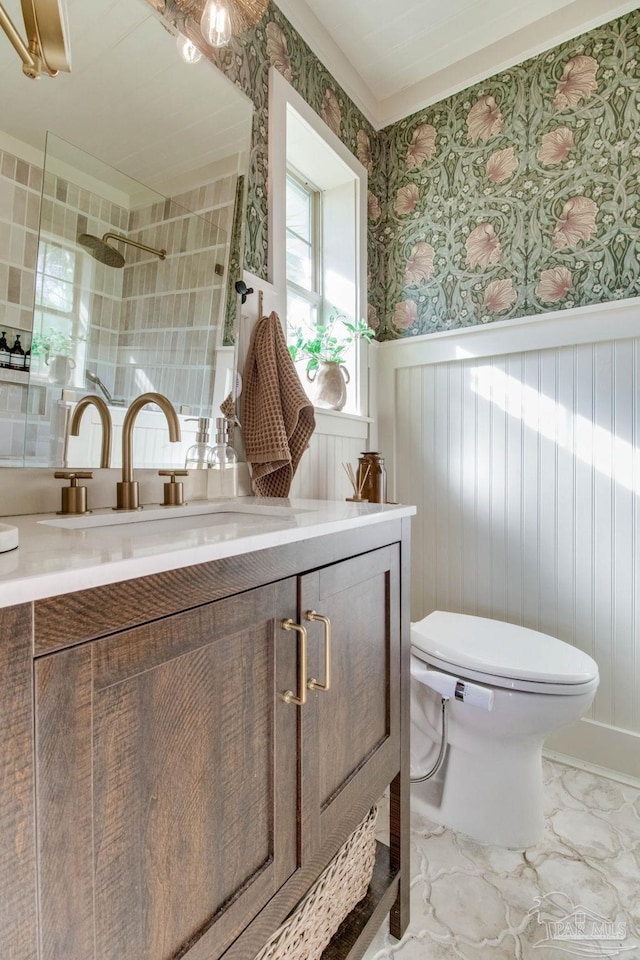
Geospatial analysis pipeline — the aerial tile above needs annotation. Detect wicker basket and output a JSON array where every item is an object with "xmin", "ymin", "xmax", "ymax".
[{"xmin": 253, "ymin": 807, "xmax": 378, "ymax": 960}]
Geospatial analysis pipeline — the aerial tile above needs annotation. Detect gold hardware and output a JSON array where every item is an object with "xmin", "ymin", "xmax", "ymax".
[
  {"xmin": 281, "ymin": 618, "xmax": 308, "ymax": 706},
  {"xmin": 115, "ymin": 392, "xmax": 181, "ymax": 511},
  {"xmin": 305, "ymin": 611, "xmax": 331, "ymax": 692},
  {"xmin": 69, "ymin": 395, "xmax": 112, "ymax": 468},
  {"xmin": 158, "ymin": 469, "xmax": 188, "ymax": 506},
  {"xmin": 102, "ymin": 233, "xmax": 166, "ymax": 261},
  {"xmin": 0, "ymin": 0, "xmax": 71, "ymax": 80},
  {"xmin": 172, "ymin": 0, "xmax": 269, "ymax": 40},
  {"xmin": 54, "ymin": 471, "xmax": 93, "ymax": 515}
]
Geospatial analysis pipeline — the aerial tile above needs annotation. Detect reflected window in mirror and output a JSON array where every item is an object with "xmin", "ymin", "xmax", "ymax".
[
  {"xmin": 0, "ymin": 1, "xmax": 253, "ymax": 470},
  {"xmin": 32, "ymin": 239, "xmax": 87, "ymax": 388}
]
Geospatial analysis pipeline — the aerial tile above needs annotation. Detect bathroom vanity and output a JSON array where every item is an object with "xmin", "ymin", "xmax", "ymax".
[{"xmin": 0, "ymin": 499, "xmax": 413, "ymax": 960}]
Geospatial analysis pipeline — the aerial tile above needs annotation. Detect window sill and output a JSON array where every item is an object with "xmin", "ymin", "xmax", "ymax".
[{"xmin": 313, "ymin": 407, "xmax": 372, "ymax": 439}]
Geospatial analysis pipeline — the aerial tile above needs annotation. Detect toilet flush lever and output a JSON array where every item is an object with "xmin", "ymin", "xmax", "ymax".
[{"xmin": 413, "ymin": 663, "xmax": 494, "ymax": 711}]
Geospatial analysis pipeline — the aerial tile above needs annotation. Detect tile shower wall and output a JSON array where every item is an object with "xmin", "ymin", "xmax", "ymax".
[
  {"xmin": 117, "ymin": 176, "xmax": 236, "ymax": 411},
  {"xmin": 0, "ymin": 148, "xmax": 41, "ymax": 328},
  {"xmin": 1, "ymin": 137, "xmax": 238, "ymax": 464},
  {"xmin": 0, "ymin": 149, "xmax": 41, "ymax": 461},
  {"xmin": 26, "ymin": 169, "xmax": 127, "ymax": 463}
]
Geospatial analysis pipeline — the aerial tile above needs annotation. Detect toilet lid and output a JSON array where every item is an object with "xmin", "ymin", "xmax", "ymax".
[{"xmin": 411, "ymin": 611, "xmax": 598, "ymax": 684}]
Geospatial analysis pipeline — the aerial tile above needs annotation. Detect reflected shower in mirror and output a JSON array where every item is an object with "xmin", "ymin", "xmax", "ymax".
[
  {"xmin": 0, "ymin": 0, "xmax": 253, "ymax": 468},
  {"xmin": 27, "ymin": 133, "xmax": 243, "ymax": 468}
]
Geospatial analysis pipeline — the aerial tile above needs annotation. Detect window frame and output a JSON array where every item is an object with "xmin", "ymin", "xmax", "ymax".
[
  {"xmin": 269, "ymin": 66, "xmax": 369, "ymax": 419},
  {"xmin": 35, "ymin": 238, "xmax": 81, "ymax": 319},
  {"xmin": 285, "ymin": 167, "xmax": 322, "ymax": 337}
]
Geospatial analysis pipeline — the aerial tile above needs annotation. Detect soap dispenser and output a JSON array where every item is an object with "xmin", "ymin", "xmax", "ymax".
[
  {"xmin": 210, "ymin": 417, "xmax": 238, "ymax": 497},
  {"xmin": 184, "ymin": 417, "xmax": 214, "ymax": 469}
]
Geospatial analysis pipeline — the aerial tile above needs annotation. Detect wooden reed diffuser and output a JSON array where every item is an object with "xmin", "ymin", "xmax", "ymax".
[{"xmin": 343, "ymin": 461, "xmax": 370, "ymax": 502}]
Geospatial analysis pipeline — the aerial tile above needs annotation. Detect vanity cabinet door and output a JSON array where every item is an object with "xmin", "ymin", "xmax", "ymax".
[
  {"xmin": 34, "ymin": 580, "xmax": 298, "ymax": 960},
  {"xmin": 300, "ymin": 545, "xmax": 401, "ymax": 860}
]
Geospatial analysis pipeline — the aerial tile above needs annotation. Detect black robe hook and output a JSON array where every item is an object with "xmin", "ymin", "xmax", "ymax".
[{"xmin": 235, "ymin": 280, "xmax": 254, "ymax": 304}]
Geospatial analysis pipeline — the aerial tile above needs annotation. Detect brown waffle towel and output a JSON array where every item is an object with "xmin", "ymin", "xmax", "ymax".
[{"xmin": 241, "ymin": 311, "xmax": 315, "ymax": 497}]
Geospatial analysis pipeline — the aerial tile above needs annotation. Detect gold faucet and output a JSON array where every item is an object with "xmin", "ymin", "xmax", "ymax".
[
  {"xmin": 116, "ymin": 392, "xmax": 181, "ymax": 510},
  {"xmin": 69, "ymin": 395, "xmax": 112, "ymax": 468}
]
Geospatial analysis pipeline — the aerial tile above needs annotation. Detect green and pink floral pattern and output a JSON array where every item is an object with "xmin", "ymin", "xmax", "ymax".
[
  {"xmin": 153, "ymin": 3, "xmax": 639, "ymax": 340},
  {"xmin": 379, "ymin": 11, "xmax": 640, "ymax": 338}
]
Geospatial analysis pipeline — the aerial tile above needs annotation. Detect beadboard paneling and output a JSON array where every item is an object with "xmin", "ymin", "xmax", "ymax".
[
  {"xmin": 395, "ymin": 338, "xmax": 640, "ymax": 734},
  {"xmin": 289, "ymin": 415, "xmax": 367, "ymax": 501}
]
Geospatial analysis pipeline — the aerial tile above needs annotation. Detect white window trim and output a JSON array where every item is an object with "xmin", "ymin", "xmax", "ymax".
[
  {"xmin": 268, "ymin": 66, "xmax": 369, "ymax": 417},
  {"xmin": 286, "ymin": 168, "xmax": 322, "ymax": 321}
]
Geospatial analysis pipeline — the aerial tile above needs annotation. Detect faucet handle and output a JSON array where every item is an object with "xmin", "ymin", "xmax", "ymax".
[
  {"xmin": 158, "ymin": 470, "xmax": 188, "ymax": 507},
  {"xmin": 54, "ymin": 471, "xmax": 94, "ymax": 515}
]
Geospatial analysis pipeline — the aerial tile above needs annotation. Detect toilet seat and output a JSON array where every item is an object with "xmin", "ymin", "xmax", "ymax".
[{"xmin": 411, "ymin": 611, "xmax": 599, "ymax": 695}]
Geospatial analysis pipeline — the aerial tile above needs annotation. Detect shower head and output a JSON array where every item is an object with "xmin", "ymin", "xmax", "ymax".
[
  {"xmin": 77, "ymin": 232, "xmax": 167, "ymax": 268},
  {"xmin": 78, "ymin": 233, "xmax": 125, "ymax": 268},
  {"xmin": 85, "ymin": 369, "xmax": 125, "ymax": 406}
]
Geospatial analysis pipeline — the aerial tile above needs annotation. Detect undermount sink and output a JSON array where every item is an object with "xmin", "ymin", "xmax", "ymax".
[{"xmin": 38, "ymin": 500, "xmax": 317, "ymax": 530}]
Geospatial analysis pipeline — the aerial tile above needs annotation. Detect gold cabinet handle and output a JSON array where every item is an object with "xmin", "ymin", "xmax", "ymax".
[
  {"xmin": 281, "ymin": 619, "xmax": 308, "ymax": 706},
  {"xmin": 305, "ymin": 611, "xmax": 331, "ymax": 692}
]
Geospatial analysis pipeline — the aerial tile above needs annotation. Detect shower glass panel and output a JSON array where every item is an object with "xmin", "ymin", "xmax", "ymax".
[{"xmin": 25, "ymin": 133, "xmax": 243, "ymax": 467}]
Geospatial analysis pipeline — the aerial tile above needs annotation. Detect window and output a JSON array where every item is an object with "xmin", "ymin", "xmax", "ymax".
[
  {"xmin": 32, "ymin": 240, "xmax": 86, "ymax": 383},
  {"xmin": 286, "ymin": 171, "xmax": 321, "ymax": 338},
  {"xmin": 270, "ymin": 68, "xmax": 368, "ymax": 416},
  {"xmin": 36, "ymin": 241, "xmax": 78, "ymax": 316}
]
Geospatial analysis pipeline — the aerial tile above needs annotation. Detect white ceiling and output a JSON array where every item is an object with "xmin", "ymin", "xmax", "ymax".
[
  {"xmin": 274, "ymin": 0, "xmax": 640, "ymax": 128},
  {"xmin": 0, "ymin": 0, "xmax": 253, "ymax": 199}
]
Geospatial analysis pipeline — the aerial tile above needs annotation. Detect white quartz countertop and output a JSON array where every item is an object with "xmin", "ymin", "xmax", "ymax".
[{"xmin": 0, "ymin": 497, "xmax": 415, "ymax": 608}]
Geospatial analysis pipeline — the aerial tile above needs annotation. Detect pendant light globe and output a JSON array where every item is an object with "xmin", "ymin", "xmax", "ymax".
[
  {"xmin": 176, "ymin": 32, "xmax": 203, "ymax": 63},
  {"xmin": 201, "ymin": 0, "xmax": 231, "ymax": 47}
]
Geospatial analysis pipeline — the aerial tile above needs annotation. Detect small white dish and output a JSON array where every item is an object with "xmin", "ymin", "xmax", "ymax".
[{"xmin": 0, "ymin": 523, "xmax": 19, "ymax": 553}]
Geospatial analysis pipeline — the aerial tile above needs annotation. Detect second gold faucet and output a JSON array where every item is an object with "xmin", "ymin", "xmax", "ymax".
[{"xmin": 115, "ymin": 392, "xmax": 181, "ymax": 510}]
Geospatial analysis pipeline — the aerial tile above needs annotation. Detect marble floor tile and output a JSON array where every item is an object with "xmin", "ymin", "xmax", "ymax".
[{"xmin": 365, "ymin": 760, "xmax": 640, "ymax": 959}]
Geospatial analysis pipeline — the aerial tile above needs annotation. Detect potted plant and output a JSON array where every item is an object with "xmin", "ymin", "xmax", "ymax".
[
  {"xmin": 288, "ymin": 309, "xmax": 375, "ymax": 410},
  {"xmin": 31, "ymin": 328, "xmax": 84, "ymax": 384}
]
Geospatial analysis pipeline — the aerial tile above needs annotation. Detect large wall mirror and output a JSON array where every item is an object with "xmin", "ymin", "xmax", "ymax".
[{"xmin": 0, "ymin": 0, "xmax": 253, "ymax": 468}]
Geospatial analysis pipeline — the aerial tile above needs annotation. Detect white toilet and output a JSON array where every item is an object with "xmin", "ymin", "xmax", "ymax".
[{"xmin": 410, "ymin": 611, "xmax": 599, "ymax": 849}]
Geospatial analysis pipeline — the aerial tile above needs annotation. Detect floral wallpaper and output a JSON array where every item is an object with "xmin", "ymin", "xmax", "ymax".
[
  {"xmin": 152, "ymin": 0, "xmax": 384, "ymax": 288},
  {"xmin": 152, "ymin": 3, "xmax": 640, "ymax": 341},
  {"xmin": 378, "ymin": 10, "xmax": 640, "ymax": 338}
]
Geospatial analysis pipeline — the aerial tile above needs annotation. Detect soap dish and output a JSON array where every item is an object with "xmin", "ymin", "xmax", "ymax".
[{"xmin": 0, "ymin": 523, "xmax": 19, "ymax": 553}]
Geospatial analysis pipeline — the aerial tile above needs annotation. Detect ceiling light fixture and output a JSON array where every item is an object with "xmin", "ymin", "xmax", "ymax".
[
  {"xmin": 168, "ymin": 0, "xmax": 268, "ymax": 51},
  {"xmin": 176, "ymin": 31, "xmax": 203, "ymax": 63},
  {"xmin": 201, "ymin": 0, "xmax": 231, "ymax": 47},
  {"xmin": 0, "ymin": 0, "xmax": 71, "ymax": 79}
]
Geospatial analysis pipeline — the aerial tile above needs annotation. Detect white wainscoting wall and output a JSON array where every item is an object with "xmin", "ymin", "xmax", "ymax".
[
  {"xmin": 377, "ymin": 298, "xmax": 640, "ymax": 779},
  {"xmin": 289, "ymin": 409, "xmax": 370, "ymax": 500}
]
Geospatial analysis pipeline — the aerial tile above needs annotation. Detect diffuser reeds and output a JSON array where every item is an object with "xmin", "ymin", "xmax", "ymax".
[{"xmin": 343, "ymin": 461, "xmax": 369, "ymax": 502}]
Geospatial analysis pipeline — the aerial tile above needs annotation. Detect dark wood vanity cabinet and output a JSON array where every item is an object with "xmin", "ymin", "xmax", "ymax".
[
  {"xmin": 35, "ymin": 581, "xmax": 300, "ymax": 960},
  {"xmin": 0, "ymin": 520, "xmax": 410, "ymax": 960}
]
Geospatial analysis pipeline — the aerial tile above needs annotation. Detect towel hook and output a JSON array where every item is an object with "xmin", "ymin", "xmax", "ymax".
[{"xmin": 235, "ymin": 279, "xmax": 254, "ymax": 304}]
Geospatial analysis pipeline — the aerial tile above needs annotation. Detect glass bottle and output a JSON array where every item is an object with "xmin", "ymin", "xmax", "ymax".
[
  {"xmin": 0, "ymin": 332, "xmax": 9, "ymax": 368},
  {"xmin": 210, "ymin": 417, "xmax": 238, "ymax": 497},
  {"xmin": 357, "ymin": 452, "xmax": 387, "ymax": 504},
  {"xmin": 184, "ymin": 417, "xmax": 214, "ymax": 469},
  {"xmin": 9, "ymin": 334, "xmax": 25, "ymax": 370}
]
